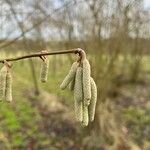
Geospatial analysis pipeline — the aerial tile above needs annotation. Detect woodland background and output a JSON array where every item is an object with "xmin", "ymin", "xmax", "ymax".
[{"xmin": 0, "ymin": 0, "xmax": 150, "ymax": 149}]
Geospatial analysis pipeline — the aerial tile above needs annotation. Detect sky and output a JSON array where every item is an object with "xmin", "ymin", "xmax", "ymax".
[
  {"xmin": 0, "ymin": 0, "xmax": 149, "ymax": 40},
  {"xmin": 144, "ymin": 0, "xmax": 150, "ymax": 9}
]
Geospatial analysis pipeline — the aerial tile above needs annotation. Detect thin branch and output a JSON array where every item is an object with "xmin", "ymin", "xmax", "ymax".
[{"xmin": 0, "ymin": 48, "xmax": 83, "ymax": 63}]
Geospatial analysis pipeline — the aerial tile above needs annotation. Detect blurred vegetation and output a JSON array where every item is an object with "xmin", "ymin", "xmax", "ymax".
[
  {"xmin": 0, "ymin": 52, "xmax": 149, "ymax": 149},
  {"xmin": 0, "ymin": 0, "xmax": 150, "ymax": 149}
]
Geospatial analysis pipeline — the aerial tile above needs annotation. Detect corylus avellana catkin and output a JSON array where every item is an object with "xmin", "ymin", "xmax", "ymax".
[
  {"xmin": 5, "ymin": 71, "xmax": 12, "ymax": 102},
  {"xmin": 0, "ymin": 66, "xmax": 7, "ymax": 101},
  {"xmin": 60, "ymin": 62, "xmax": 79, "ymax": 90},
  {"xmin": 89, "ymin": 77, "xmax": 97, "ymax": 122},
  {"xmin": 74, "ymin": 67, "xmax": 83, "ymax": 122},
  {"xmin": 82, "ymin": 104, "xmax": 89, "ymax": 126},
  {"xmin": 40, "ymin": 58, "xmax": 49, "ymax": 82},
  {"xmin": 69, "ymin": 77, "xmax": 75, "ymax": 91},
  {"xmin": 74, "ymin": 67, "xmax": 83, "ymax": 102},
  {"xmin": 75, "ymin": 100, "xmax": 83, "ymax": 122},
  {"xmin": 82, "ymin": 59, "xmax": 91, "ymax": 105}
]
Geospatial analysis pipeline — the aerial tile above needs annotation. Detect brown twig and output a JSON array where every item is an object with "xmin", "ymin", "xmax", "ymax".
[{"xmin": 0, "ymin": 48, "xmax": 84, "ymax": 63}]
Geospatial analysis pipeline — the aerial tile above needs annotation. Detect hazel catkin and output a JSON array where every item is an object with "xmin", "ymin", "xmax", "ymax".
[
  {"xmin": 0, "ymin": 66, "xmax": 7, "ymax": 101},
  {"xmin": 60, "ymin": 62, "xmax": 79, "ymax": 90},
  {"xmin": 82, "ymin": 104, "xmax": 89, "ymax": 126},
  {"xmin": 75, "ymin": 100, "xmax": 83, "ymax": 122},
  {"xmin": 74, "ymin": 67, "xmax": 83, "ymax": 122},
  {"xmin": 5, "ymin": 70, "xmax": 12, "ymax": 102},
  {"xmin": 89, "ymin": 77, "xmax": 97, "ymax": 122},
  {"xmin": 69, "ymin": 77, "xmax": 75, "ymax": 91},
  {"xmin": 40, "ymin": 58, "xmax": 49, "ymax": 82},
  {"xmin": 74, "ymin": 67, "xmax": 83, "ymax": 102},
  {"xmin": 82, "ymin": 59, "xmax": 91, "ymax": 106}
]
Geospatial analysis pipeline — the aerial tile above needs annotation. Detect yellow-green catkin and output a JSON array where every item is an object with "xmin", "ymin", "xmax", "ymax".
[
  {"xmin": 82, "ymin": 59, "xmax": 91, "ymax": 106},
  {"xmin": 74, "ymin": 67, "xmax": 83, "ymax": 122},
  {"xmin": 5, "ymin": 70, "xmax": 12, "ymax": 102},
  {"xmin": 82, "ymin": 104, "xmax": 89, "ymax": 126},
  {"xmin": 60, "ymin": 62, "xmax": 79, "ymax": 90},
  {"xmin": 69, "ymin": 77, "xmax": 75, "ymax": 91},
  {"xmin": 75, "ymin": 100, "xmax": 83, "ymax": 122},
  {"xmin": 74, "ymin": 67, "xmax": 83, "ymax": 102},
  {"xmin": 89, "ymin": 77, "xmax": 97, "ymax": 122},
  {"xmin": 40, "ymin": 58, "xmax": 49, "ymax": 82},
  {"xmin": 0, "ymin": 66, "xmax": 7, "ymax": 101}
]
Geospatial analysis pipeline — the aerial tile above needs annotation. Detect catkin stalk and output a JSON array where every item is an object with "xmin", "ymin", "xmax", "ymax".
[
  {"xmin": 83, "ymin": 59, "xmax": 91, "ymax": 105},
  {"xmin": 40, "ymin": 58, "xmax": 49, "ymax": 82},
  {"xmin": 60, "ymin": 62, "xmax": 79, "ymax": 90},
  {"xmin": 5, "ymin": 71, "xmax": 12, "ymax": 102},
  {"xmin": 82, "ymin": 104, "xmax": 89, "ymax": 126},
  {"xmin": 0, "ymin": 66, "xmax": 7, "ymax": 101},
  {"xmin": 89, "ymin": 77, "xmax": 97, "ymax": 122}
]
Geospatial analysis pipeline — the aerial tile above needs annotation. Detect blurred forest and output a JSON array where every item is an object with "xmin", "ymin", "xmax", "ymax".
[{"xmin": 0, "ymin": 0, "xmax": 150, "ymax": 149}]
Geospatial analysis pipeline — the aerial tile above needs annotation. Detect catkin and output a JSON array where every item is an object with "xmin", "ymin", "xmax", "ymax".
[
  {"xmin": 89, "ymin": 77, "xmax": 97, "ymax": 122},
  {"xmin": 0, "ymin": 66, "xmax": 7, "ymax": 101},
  {"xmin": 83, "ymin": 59, "xmax": 91, "ymax": 105},
  {"xmin": 74, "ymin": 67, "xmax": 83, "ymax": 102},
  {"xmin": 74, "ymin": 67, "xmax": 83, "ymax": 122},
  {"xmin": 40, "ymin": 58, "xmax": 49, "ymax": 82},
  {"xmin": 60, "ymin": 62, "xmax": 79, "ymax": 90},
  {"xmin": 82, "ymin": 104, "xmax": 89, "ymax": 126},
  {"xmin": 5, "ymin": 71, "xmax": 12, "ymax": 102},
  {"xmin": 75, "ymin": 101, "xmax": 83, "ymax": 122},
  {"xmin": 69, "ymin": 77, "xmax": 75, "ymax": 91}
]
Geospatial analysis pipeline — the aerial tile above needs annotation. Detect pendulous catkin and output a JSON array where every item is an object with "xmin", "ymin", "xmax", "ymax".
[
  {"xmin": 60, "ymin": 50, "xmax": 97, "ymax": 126},
  {"xmin": 69, "ymin": 77, "xmax": 75, "ymax": 91},
  {"xmin": 40, "ymin": 58, "xmax": 49, "ymax": 82},
  {"xmin": 82, "ymin": 59, "xmax": 91, "ymax": 106},
  {"xmin": 75, "ymin": 100, "xmax": 83, "ymax": 122},
  {"xmin": 60, "ymin": 62, "xmax": 79, "ymax": 90},
  {"xmin": 74, "ymin": 67, "xmax": 83, "ymax": 102},
  {"xmin": 0, "ymin": 66, "xmax": 7, "ymax": 101},
  {"xmin": 89, "ymin": 77, "xmax": 97, "ymax": 122},
  {"xmin": 74, "ymin": 67, "xmax": 83, "ymax": 122},
  {"xmin": 82, "ymin": 104, "xmax": 89, "ymax": 126},
  {"xmin": 5, "ymin": 70, "xmax": 12, "ymax": 102}
]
